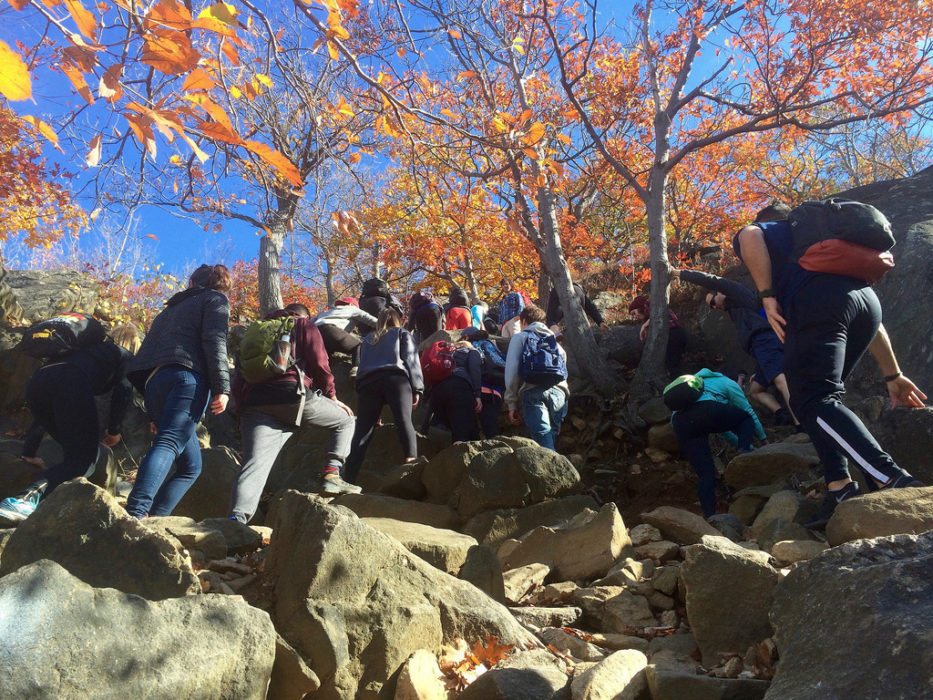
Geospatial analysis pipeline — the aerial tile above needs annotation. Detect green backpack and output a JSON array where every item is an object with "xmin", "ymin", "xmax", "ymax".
[{"xmin": 238, "ymin": 316, "xmax": 297, "ymax": 383}]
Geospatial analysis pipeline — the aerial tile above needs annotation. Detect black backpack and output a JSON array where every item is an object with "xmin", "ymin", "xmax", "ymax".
[
  {"xmin": 362, "ymin": 277, "xmax": 390, "ymax": 298},
  {"xmin": 663, "ymin": 374, "xmax": 705, "ymax": 411},
  {"xmin": 17, "ymin": 312, "xmax": 107, "ymax": 359},
  {"xmin": 788, "ymin": 198, "xmax": 895, "ymax": 260}
]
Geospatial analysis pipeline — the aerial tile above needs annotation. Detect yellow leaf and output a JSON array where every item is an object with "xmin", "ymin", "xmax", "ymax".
[
  {"xmin": 0, "ymin": 40, "xmax": 32, "ymax": 101},
  {"xmin": 197, "ymin": 1, "xmax": 237, "ymax": 24},
  {"xmin": 229, "ymin": 85, "xmax": 242, "ymax": 98},
  {"xmin": 244, "ymin": 140, "xmax": 303, "ymax": 187},
  {"xmin": 348, "ymin": 152, "xmax": 361, "ymax": 164},
  {"xmin": 328, "ymin": 40, "xmax": 339, "ymax": 60},
  {"xmin": 440, "ymin": 107, "xmax": 459, "ymax": 119},
  {"xmin": 491, "ymin": 116, "xmax": 508, "ymax": 133},
  {"xmin": 60, "ymin": 62, "xmax": 94, "ymax": 103},
  {"xmin": 335, "ymin": 95, "xmax": 355, "ymax": 118},
  {"xmin": 254, "ymin": 73, "xmax": 272, "ymax": 88},
  {"xmin": 21, "ymin": 115, "xmax": 62, "ymax": 151},
  {"xmin": 169, "ymin": 154, "xmax": 182, "ymax": 164},
  {"xmin": 521, "ymin": 121, "xmax": 546, "ymax": 146},
  {"xmin": 556, "ymin": 132, "xmax": 572, "ymax": 145},
  {"xmin": 511, "ymin": 36, "xmax": 525, "ymax": 55},
  {"xmin": 86, "ymin": 133, "xmax": 102, "ymax": 167},
  {"xmin": 64, "ymin": 0, "xmax": 97, "ymax": 40},
  {"xmin": 522, "ymin": 147, "xmax": 538, "ymax": 160}
]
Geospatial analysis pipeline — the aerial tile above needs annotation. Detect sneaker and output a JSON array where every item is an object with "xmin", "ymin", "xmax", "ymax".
[
  {"xmin": 882, "ymin": 474, "xmax": 925, "ymax": 489},
  {"xmin": 0, "ymin": 490, "xmax": 42, "ymax": 523},
  {"xmin": 349, "ymin": 366, "xmax": 358, "ymax": 379},
  {"xmin": 804, "ymin": 481, "xmax": 861, "ymax": 530},
  {"xmin": 318, "ymin": 473, "xmax": 362, "ymax": 496},
  {"xmin": 773, "ymin": 408, "xmax": 792, "ymax": 426}
]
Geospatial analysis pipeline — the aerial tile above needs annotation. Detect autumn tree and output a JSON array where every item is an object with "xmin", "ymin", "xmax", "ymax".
[{"xmin": 545, "ymin": 0, "xmax": 933, "ymax": 397}]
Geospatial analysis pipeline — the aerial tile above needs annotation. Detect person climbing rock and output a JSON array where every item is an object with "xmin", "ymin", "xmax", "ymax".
[{"xmin": 629, "ymin": 295, "xmax": 688, "ymax": 378}]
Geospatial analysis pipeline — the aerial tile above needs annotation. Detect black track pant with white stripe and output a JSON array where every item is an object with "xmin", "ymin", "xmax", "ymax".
[{"xmin": 784, "ymin": 274, "xmax": 911, "ymax": 486}]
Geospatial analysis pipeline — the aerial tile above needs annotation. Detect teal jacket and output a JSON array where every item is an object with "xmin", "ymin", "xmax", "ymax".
[{"xmin": 677, "ymin": 368, "xmax": 766, "ymax": 443}]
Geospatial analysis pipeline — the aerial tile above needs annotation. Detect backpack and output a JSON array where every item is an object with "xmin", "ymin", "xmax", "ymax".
[
  {"xmin": 788, "ymin": 199, "xmax": 896, "ymax": 282},
  {"xmin": 420, "ymin": 340, "xmax": 457, "ymax": 384},
  {"xmin": 663, "ymin": 374, "xmax": 705, "ymax": 411},
  {"xmin": 238, "ymin": 316, "xmax": 297, "ymax": 383},
  {"xmin": 519, "ymin": 331, "xmax": 567, "ymax": 388},
  {"xmin": 362, "ymin": 277, "xmax": 390, "ymax": 298},
  {"xmin": 17, "ymin": 312, "xmax": 106, "ymax": 359}
]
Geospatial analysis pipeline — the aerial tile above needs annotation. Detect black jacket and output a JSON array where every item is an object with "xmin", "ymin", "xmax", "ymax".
[
  {"xmin": 449, "ymin": 346, "xmax": 482, "ymax": 398},
  {"xmin": 408, "ymin": 292, "xmax": 444, "ymax": 340},
  {"xmin": 679, "ymin": 270, "xmax": 772, "ymax": 352},
  {"xmin": 129, "ymin": 287, "xmax": 231, "ymax": 395},
  {"xmin": 546, "ymin": 283, "xmax": 604, "ymax": 326},
  {"xmin": 356, "ymin": 327, "xmax": 425, "ymax": 394}
]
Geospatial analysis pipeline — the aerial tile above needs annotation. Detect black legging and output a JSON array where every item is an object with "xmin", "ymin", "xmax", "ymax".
[
  {"xmin": 26, "ymin": 363, "xmax": 100, "ymax": 494},
  {"xmin": 344, "ymin": 371, "xmax": 417, "ymax": 483},
  {"xmin": 430, "ymin": 376, "xmax": 479, "ymax": 442},
  {"xmin": 666, "ymin": 326, "xmax": 688, "ymax": 378},
  {"xmin": 317, "ymin": 323, "xmax": 362, "ymax": 366},
  {"xmin": 479, "ymin": 393, "xmax": 503, "ymax": 438},
  {"xmin": 672, "ymin": 400, "xmax": 755, "ymax": 517}
]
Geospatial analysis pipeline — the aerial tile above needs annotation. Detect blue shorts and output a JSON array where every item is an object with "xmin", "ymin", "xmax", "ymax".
[{"xmin": 750, "ymin": 331, "xmax": 785, "ymax": 387}]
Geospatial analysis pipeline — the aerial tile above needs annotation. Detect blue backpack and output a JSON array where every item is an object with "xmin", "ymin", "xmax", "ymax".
[{"xmin": 519, "ymin": 331, "xmax": 567, "ymax": 388}]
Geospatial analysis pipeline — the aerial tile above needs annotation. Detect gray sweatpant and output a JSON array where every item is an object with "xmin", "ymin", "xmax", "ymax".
[{"xmin": 230, "ymin": 393, "xmax": 355, "ymax": 523}]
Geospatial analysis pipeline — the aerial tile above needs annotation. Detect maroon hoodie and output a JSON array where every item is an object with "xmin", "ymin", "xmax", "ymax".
[{"xmin": 233, "ymin": 312, "xmax": 336, "ymax": 409}]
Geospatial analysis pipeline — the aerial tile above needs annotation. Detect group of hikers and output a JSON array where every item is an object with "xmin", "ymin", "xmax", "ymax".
[{"xmin": 0, "ymin": 198, "xmax": 926, "ymax": 532}]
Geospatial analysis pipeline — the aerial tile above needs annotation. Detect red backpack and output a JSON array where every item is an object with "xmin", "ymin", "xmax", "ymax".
[{"xmin": 420, "ymin": 340, "xmax": 456, "ymax": 384}]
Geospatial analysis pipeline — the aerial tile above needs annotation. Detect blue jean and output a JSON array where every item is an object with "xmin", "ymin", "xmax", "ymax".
[
  {"xmin": 126, "ymin": 365, "xmax": 210, "ymax": 517},
  {"xmin": 521, "ymin": 386, "xmax": 568, "ymax": 451}
]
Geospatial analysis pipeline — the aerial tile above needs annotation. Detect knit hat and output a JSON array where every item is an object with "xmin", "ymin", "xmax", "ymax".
[
  {"xmin": 335, "ymin": 297, "xmax": 359, "ymax": 307},
  {"xmin": 628, "ymin": 295, "xmax": 649, "ymax": 313}
]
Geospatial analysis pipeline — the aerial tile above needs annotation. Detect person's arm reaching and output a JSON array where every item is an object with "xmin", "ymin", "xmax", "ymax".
[
  {"xmin": 583, "ymin": 293, "xmax": 604, "ymax": 326},
  {"xmin": 868, "ymin": 324, "xmax": 927, "ymax": 408},
  {"xmin": 723, "ymin": 376, "xmax": 767, "ymax": 440},
  {"xmin": 735, "ymin": 226, "xmax": 786, "ymax": 341},
  {"xmin": 503, "ymin": 332, "xmax": 524, "ymax": 415},
  {"xmin": 676, "ymin": 269, "xmax": 759, "ymax": 310},
  {"xmin": 400, "ymin": 330, "xmax": 425, "ymax": 396},
  {"xmin": 201, "ymin": 292, "xmax": 231, "ymax": 413}
]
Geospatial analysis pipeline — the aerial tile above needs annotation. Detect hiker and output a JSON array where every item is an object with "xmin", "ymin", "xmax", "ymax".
[
  {"xmin": 470, "ymin": 298, "xmax": 489, "ymax": 330},
  {"xmin": 124, "ymin": 264, "xmax": 231, "ymax": 519},
  {"xmin": 429, "ymin": 339, "xmax": 482, "ymax": 442},
  {"xmin": 545, "ymin": 282, "xmax": 605, "ymax": 330},
  {"xmin": 629, "ymin": 295, "xmax": 687, "ymax": 378},
  {"xmin": 733, "ymin": 202, "xmax": 926, "ymax": 527},
  {"xmin": 496, "ymin": 278, "xmax": 525, "ymax": 338},
  {"xmin": 313, "ymin": 296, "xmax": 377, "ymax": 377},
  {"xmin": 0, "ymin": 322, "xmax": 138, "ymax": 523},
  {"xmin": 671, "ymin": 267, "xmax": 799, "ymax": 427},
  {"xmin": 343, "ymin": 307, "xmax": 424, "ymax": 484},
  {"xmin": 504, "ymin": 305, "xmax": 570, "ymax": 450},
  {"xmin": 359, "ymin": 277, "xmax": 394, "ymax": 322},
  {"xmin": 462, "ymin": 326, "xmax": 507, "ymax": 438},
  {"xmin": 444, "ymin": 286, "xmax": 473, "ymax": 330},
  {"xmin": 229, "ymin": 303, "xmax": 358, "ymax": 523},
  {"xmin": 407, "ymin": 290, "xmax": 444, "ymax": 344},
  {"xmin": 666, "ymin": 370, "xmax": 767, "ymax": 518}
]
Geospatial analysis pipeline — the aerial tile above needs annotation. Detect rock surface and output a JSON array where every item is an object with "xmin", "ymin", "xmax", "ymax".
[
  {"xmin": 641, "ymin": 506, "xmax": 719, "ymax": 545},
  {"xmin": 462, "ymin": 495, "xmax": 598, "ymax": 547},
  {"xmin": 334, "ymin": 492, "xmax": 460, "ymax": 530},
  {"xmin": 767, "ymin": 532, "xmax": 933, "ymax": 699},
  {"xmin": 682, "ymin": 536, "xmax": 780, "ymax": 667},
  {"xmin": 825, "ymin": 486, "xmax": 933, "ymax": 546},
  {"xmin": 723, "ymin": 443, "xmax": 819, "ymax": 490},
  {"xmin": 569, "ymin": 649, "xmax": 648, "ymax": 700},
  {"xmin": 646, "ymin": 664, "xmax": 769, "ymax": 700},
  {"xmin": 457, "ymin": 649, "xmax": 571, "ymax": 700},
  {"xmin": 363, "ymin": 517, "xmax": 479, "ymax": 575},
  {"xmin": 0, "ymin": 560, "xmax": 276, "ymax": 699},
  {"xmin": 394, "ymin": 650, "xmax": 448, "ymax": 700},
  {"xmin": 172, "ymin": 446, "xmax": 241, "ymax": 521},
  {"xmin": 0, "ymin": 479, "xmax": 200, "ymax": 599},
  {"xmin": 264, "ymin": 491, "xmax": 537, "ymax": 699}
]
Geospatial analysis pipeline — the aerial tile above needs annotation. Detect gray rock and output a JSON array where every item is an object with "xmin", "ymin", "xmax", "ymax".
[
  {"xmin": 420, "ymin": 440, "xmax": 487, "ymax": 503},
  {"xmin": 682, "ymin": 536, "xmax": 780, "ymax": 666},
  {"xmin": 504, "ymin": 562, "xmax": 551, "ymax": 604},
  {"xmin": 641, "ymin": 506, "xmax": 720, "ymax": 545},
  {"xmin": 394, "ymin": 649, "xmax": 448, "ymax": 700},
  {"xmin": 603, "ymin": 592, "xmax": 659, "ymax": 633},
  {"xmin": 333, "ymin": 492, "xmax": 460, "ymax": 530},
  {"xmin": 463, "ymin": 495, "xmax": 599, "ymax": 548},
  {"xmin": 647, "ymin": 423, "xmax": 680, "ymax": 455},
  {"xmin": 3, "ymin": 269, "xmax": 100, "ymax": 323},
  {"xmin": 870, "ymin": 407, "xmax": 933, "ymax": 485},
  {"xmin": 634, "ymin": 540, "xmax": 680, "ymax": 563},
  {"xmin": 588, "ymin": 633, "xmax": 650, "ymax": 654},
  {"xmin": 651, "ymin": 565, "xmax": 681, "ymax": 597},
  {"xmin": 707, "ymin": 513, "xmax": 746, "ymax": 542},
  {"xmin": 770, "ymin": 539, "xmax": 828, "ymax": 564},
  {"xmin": 376, "ymin": 457, "xmax": 429, "ymax": 501},
  {"xmin": 638, "ymin": 398, "xmax": 672, "ymax": 426},
  {"xmin": 511, "ymin": 606, "xmax": 583, "ymax": 629},
  {"xmin": 0, "ymin": 560, "xmax": 276, "ymax": 698},
  {"xmin": 723, "ymin": 443, "xmax": 819, "ymax": 490},
  {"xmin": 540, "ymin": 627, "xmax": 607, "ymax": 662},
  {"xmin": 458, "ymin": 649, "xmax": 571, "ymax": 700},
  {"xmin": 172, "ymin": 446, "xmax": 241, "ymax": 521},
  {"xmin": 748, "ymin": 491, "xmax": 801, "ymax": 540},
  {"xmin": 503, "ymin": 503, "xmax": 633, "ymax": 581},
  {"xmin": 825, "ymin": 486, "xmax": 933, "ymax": 546},
  {"xmin": 0, "ymin": 528, "xmax": 12, "ymax": 563},
  {"xmin": 0, "ymin": 479, "xmax": 199, "ymax": 599},
  {"xmin": 264, "ymin": 491, "xmax": 537, "ymax": 699},
  {"xmin": 362, "ymin": 517, "xmax": 478, "ymax": 575},
  {"xmin": 646, "ymin": 665, "xmax": 769, "ymax": 700},
  {"xmin": 753, "ymin": 519, "xmax": 816, "ymax": 555},
  {"xmin": 628, "ymin": 523, "xmax": 663, "ymax": 547},
  {"xmin": 767, "ymin": 532, "xmax": 933, "ymax": 699},
  {"xmin": 270, "ymin": 634, "xmax": 321, "ymax": 699},
  {"xmin": 199, "ymin": 517, "xmax": 263, "ymax": 554},
  {"xmin": 729, "ymin": 494, "xmax": 768, "ymax": 526},
  {"xmin": 570, "ymin": 650, "xmax": 648, "ymax": 699},
  {"xmin": 458, "ymin": 544, "xmax": 506, "ymax": 603},
  {"xmin": 142, "ymin": 516, "xmax": 228, "ymax": 559}
]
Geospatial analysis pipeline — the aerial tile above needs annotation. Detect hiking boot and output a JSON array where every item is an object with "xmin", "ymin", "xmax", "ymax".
[
  {"xmin": 0, "ymin": 489, "xmax": 42, "ymax": 523},
  {"xmin": 804, "ymin": 481, "xmax": 861, "ymax": 530},
  {"xmin": 882, "ymin": 474, "xmax": 925, "ymax": 489},
  {"xmin": 317, "ymin": 473, "xmax": 362, "ymax": 496},
  {"xmin": 773, "ymin": 408, "xmax": 792, "ymax": 426}
]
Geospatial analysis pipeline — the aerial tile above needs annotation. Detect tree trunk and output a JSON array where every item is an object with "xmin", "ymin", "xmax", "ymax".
[
  {"xmin": 537, "ymin": 269, "xmax": 551, "ymax": 308},
  {"xmin": 631, "ymin": 168, "xmax": 672, "ymax": 401},
  {"xmin": 536, "ymin": 183, "xmax": 617, "ymax": 396},
  {"xmin": 258, "ymin": 227, "xmax": 285, "ymax": 316},
  {"xmin": 462, "ymin": 251, "xmax": 480, "ymax": 303},
  {"xmin": 324, "ymin": 249, "xmax": 336, "ymax": 307}
]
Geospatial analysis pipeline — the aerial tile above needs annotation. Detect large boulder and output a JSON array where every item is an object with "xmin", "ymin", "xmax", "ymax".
[
  {"xmin": 869, "ymin": 407, "xmax": 933, "ymax": 485},
  {"xmin": 646, "ymin": 665, "xmax": 769, "ymax": 700},
  {"xmin": 0, "ymin": 560, "xmax": 276, "ymax": 698},
  {"xmin": 825, "ymin": 486, "xmax": 933, "ymax": 546},
  {"xmin": 723, "ymin": 443, "xmax": 819, "ymax": 490},
  {"xmin": 767, "ymin": 532, "xmax": 933, "ymax": 699},
  {"xmin": 0, "ymin": 479, "xmax": 199, "ymax": 599},
  {"xmin": 421, "ymin": 437, "xmax": 581, "ymax": 517},
  {"xmin": 264, "ymin": 491, "xmax": 537, "ymax": 699},
  {"xmin": 1, "ymin": 269, "xmax": 100, "ymax": 323},
  {"xmin": 362, "ymin": 517, "xmax": 478, "ymax": 575},
  {"xmin": 640, "ymin": 506, "xmax": 719, "ymax": 545},
  {"xmin": 333, "ymin": 493, "xmax": 460, "ymax": 530},
  {"xmin": 172, "ymin": 446, "xmax": 240, "ymax": 521},
  {"xmin": 457, "ymin": 649, "xmax": 571, "ymax": 700},
  {"xmin": 502, "ymin": 503, "xmax": 633, "ymax": 582},
  {"xmin": 681, "ymin": 536, "xmax": 780, "ymax": 667},
  {"xmin": 462, "ymin": 495, "xmax": 598, "ymax": 548},
  {"xmin": 569, "ymin": 649, "xmax": 648, "ymax": 700}
]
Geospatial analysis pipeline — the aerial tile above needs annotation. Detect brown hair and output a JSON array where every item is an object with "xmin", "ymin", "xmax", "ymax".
[
  {"xmin": 519, "ymin": 304, "xmax": 546, "ymax": 325},
  {"xmin": 754, "ymin": 202, "xmax": 791, "ymax": 223},
  {"xmin": 110, "ymin": 323, "xmax": 141, "ymax": 354},
  {"xmin": 371, "ymin": 306, "xmax": 403, "ymax": 343},
  {"xmin": 189, "ymin": 264, "xmax": 231, "ymax": 293}
]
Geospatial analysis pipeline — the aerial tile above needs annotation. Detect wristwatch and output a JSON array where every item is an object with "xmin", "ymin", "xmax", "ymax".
[{"xmin": 757, "ymin": 288, "xmax": 776, "ymax": 300}]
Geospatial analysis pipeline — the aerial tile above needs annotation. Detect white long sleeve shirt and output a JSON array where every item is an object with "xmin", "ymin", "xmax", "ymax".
[
  {"xmin": 313, "ymin": 305, "xmax": 377, "ymax": 333},
  {"xmin": 504, "ymin": 321, "xmax": 570, "ymax": 411}
]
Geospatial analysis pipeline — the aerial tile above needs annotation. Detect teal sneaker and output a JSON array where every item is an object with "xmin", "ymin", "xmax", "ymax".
[{"xmin": 0, "ymin": 490, "xmax": 42, "ymax": 523}]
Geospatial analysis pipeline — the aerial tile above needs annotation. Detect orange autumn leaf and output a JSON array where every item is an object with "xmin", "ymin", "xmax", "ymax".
[
  {"xmin": 182, "ymin": 67, "xmax": 216, "ymax": 92},
  {"xmin": 185, "ymin": 93, "xmax": 233, "ymax": 129},
  {"xmin": 21, "ymin": 115, "xmax": 62, "ymax": 151},
  {"xmin": 141, "ymin": 28, "xmax": 199, "ymax": 74},
  {"xmin": 146, "ymin": 0, "xmax": 192, "ymax": 31},
  {"xmin": 521, "ymin": 121, "xmax": 546, "ymax": 146},
  {"xmin": 0, "ymin": 40, "xmax": 31, "ymax": 100},
  {"xmin": 86, "ymin": 133, "xmax": 102, "ymax": 166},
  {"xmin": 198, "ymin": 120, "xmax": 244, "ymax": 145},
  {"xmin": 59, "ymin": 62, "xmax": 94, "ymax": 103},
  {"xmin": 7, "ymin": 0, "xmax": 30, "ymax": 10},
  {"xmin": 64, "ymin": 0, "xmax": 97, "ymax": 40},
  {"xmin": 244, "ymin": 139, "xmax": 303, "ymax": 187},
  {"xmin": 98, "ymin": 63, "xmax": 123, "ymax": 101}
]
